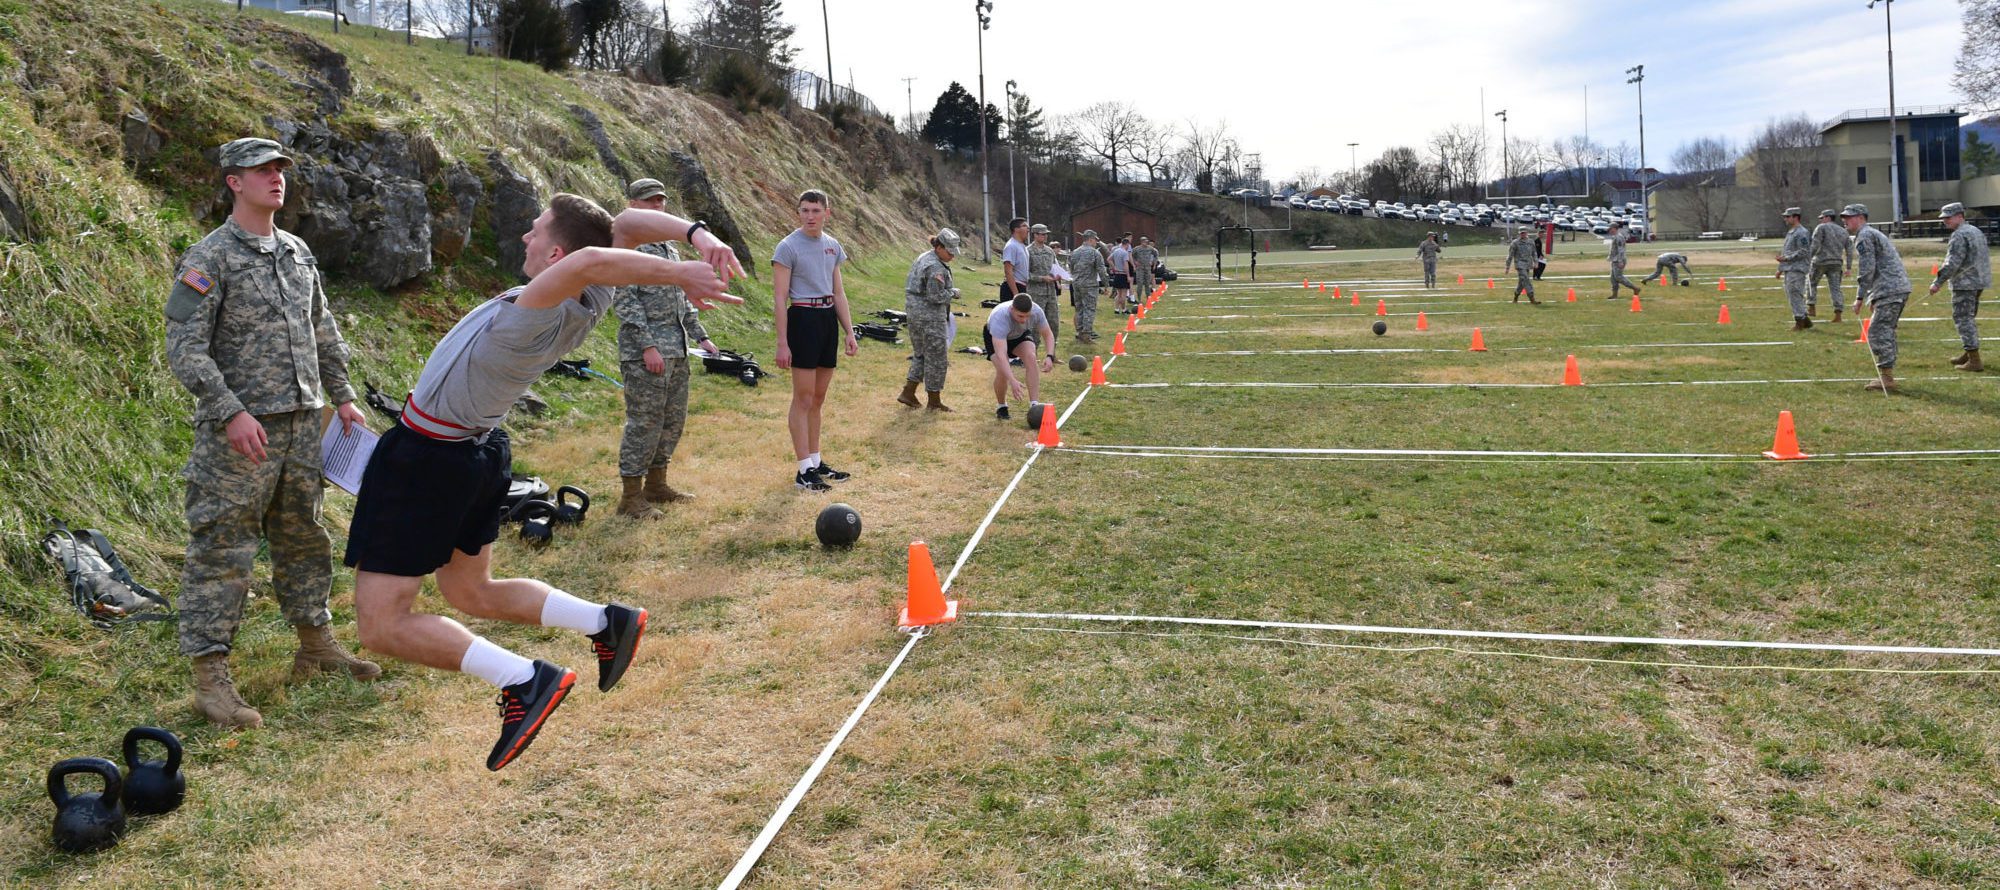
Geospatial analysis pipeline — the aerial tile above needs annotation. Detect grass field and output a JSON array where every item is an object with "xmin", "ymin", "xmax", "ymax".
[{"xmin": 10, "ymin": 224, "xmax": 1999, "ymax": 889}]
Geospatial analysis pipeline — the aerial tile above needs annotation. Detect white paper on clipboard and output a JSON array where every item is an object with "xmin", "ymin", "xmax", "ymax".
[{"xmin": 319, "ymin": 411, "xmax": 380, "ymax": 495}]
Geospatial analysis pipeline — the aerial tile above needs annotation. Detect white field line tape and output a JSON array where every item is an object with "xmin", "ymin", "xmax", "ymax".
[
  {"xmin": 718, "ymin": 350, "xmax": 1125, "ymax": 887},
  {"xmin": 1100, "ymin": 376, "xmax": 1987, "ymax": 390},
  {"xmin": 1058, "ymin": 443, "xmax": 2000, "ymax": 463},
  {"xmin": 1054, "ymin": 449, "xmax": 2000, "ymax": 466},
  {"xmin": 715, "ymin": 630, "xmax": 927, "ymax": 890},
  {"xmin": 961, "ymin": 611, "xmax": 2000, "ymax": 659},
  {"xmin": 1175, "ymin": 311, "xmax": 1475, "ymax": 320},
  {"xmin": 1126, "ymin": 340, "xmax": 1797, "ymax": 351},
  {"xmin": 1066, "ymin": 443, "xmax": 1741, "ymax": 459}
]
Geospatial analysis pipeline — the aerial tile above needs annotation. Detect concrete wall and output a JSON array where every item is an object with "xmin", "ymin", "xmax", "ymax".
[{"xmin": 1965, "ymin": 174, "xmax": 2000, "ymax": 213}]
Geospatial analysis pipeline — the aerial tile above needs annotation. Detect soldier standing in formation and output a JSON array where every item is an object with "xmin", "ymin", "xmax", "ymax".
[
  {"xmin": 1503, "ymin": 229, "xmax": 1539, "ymax": 304},
  {"xmin": 1416, "ymin": 233, "xmax": 1441, "ymax": 288},
  {"xmin": 1026, "ymin": 223, "xmax": 1063, "ymax": 343},
  {"xmin": 1130, "ymin": 236, "xmax": 1160, "ymax": 303},
  {"xmin": 1642, "ymin": 251, "xmax": 1694, "ymax": 286},
  {"xmin": 165, "ymin": 137, "xmax": 381, "ymax": 730},
  {"xmin": 1809, "ymin": 208, "xmax": 1853, "ymax": 320},
  {"xmin": 1843, "ymin": 203, "xmax": 1912, "ymax": 392},
  {"xmin": 1931, "ymin": 202, "xmax": 1992, "ymax": 372},
  {"xmin": 1776, "ymin": 208, "xmax": 1813, "ymax": 331},
  {"xmin": 613, "ymin": 178, "xmax": 720, "ymax": 520},
  {"xmin": 1606, "ymin": 221, "xmax": 1642, "ymax": 300},
  {"xmin": 1068, "ymin": 230, "xmax": 1106, "ymax": 343},
  {"xmin": 898, "ymin": 228, "xmax": 962, "ymax": 411}
]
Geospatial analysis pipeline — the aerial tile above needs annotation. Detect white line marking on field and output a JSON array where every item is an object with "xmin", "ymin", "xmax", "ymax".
[{"xmin": 1099, "ymin": 376, "xmax": 1980, "ymax": 390}]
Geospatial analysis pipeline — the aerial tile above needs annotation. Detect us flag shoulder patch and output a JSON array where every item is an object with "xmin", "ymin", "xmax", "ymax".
[{"xmin": 178, "ymin": 267, "xmax": 215, "ymax": 295}]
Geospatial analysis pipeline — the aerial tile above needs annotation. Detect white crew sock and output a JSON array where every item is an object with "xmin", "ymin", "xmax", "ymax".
[
  {"xmin": 539, "ymin": 589, "xmax": 609, "ymax": 635},
  {"xmin": 460, "ymin": 637, "xmax": 536, "ymax": 688},
  {"xmin": 798, "ymin": 458, "xmax": 815, "ymax": 474},
  {"xmin": 808, "ymin": 452, "xmax": 822, "ymax": 468}
]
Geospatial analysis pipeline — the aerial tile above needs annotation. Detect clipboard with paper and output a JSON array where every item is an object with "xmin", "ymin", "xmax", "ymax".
[{"xmin": 319, "ymin": 407, "xmax": 380, "ymax": 495}]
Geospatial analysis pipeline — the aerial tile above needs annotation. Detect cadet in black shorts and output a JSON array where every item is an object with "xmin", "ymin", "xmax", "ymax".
[{"xmin": 771, "ymin": 189, "xmax": 859, "ymax": 491}]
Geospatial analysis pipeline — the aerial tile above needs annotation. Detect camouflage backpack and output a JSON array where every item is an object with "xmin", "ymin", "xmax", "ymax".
[{"xmin": 40, "ymin": 521, "xmax": 172, "ymax": 629}]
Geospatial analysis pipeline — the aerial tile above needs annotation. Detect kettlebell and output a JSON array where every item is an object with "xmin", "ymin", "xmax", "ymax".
[
  {"xmin": 517, "ymin": 500, "xmax": 556, "ymax": 548},
  {"xmin": 48, "ymin": 757, "xmax": 127, "ymax": 853},
  {"xmin": 120, "ymin": 726, "xmax": 185, "ymax": 817},
  {"xmin": 552, "ymin": 486, "xmax": 590, "ymax": 524}
]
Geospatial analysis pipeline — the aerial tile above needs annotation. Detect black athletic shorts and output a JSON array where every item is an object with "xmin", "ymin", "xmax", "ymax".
[
  {"xmin": 1109, "ymin": 272, "xmax": 1130, "ymax": 289},
  {"xmin": 786, "ymin": 305, "xmax": 840, "ymax": 370},
  {"xmin": 343, "ymin": 424, "xmax": 509, "ymax": 576},
  {"xmin": 983, "ymin": 325, "xmax": 1033, "ymax": 358}
]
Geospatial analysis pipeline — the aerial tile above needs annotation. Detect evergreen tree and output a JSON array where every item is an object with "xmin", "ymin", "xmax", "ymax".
[
  {"xmin": 694, "ymin": 0, "xmax": 797, "ymax": 68},
  {"xmin": 1966, "ymin": 130, "xmax": 2000, "ymax": 178},
  {"xmin": 495, "ymin": 0, "xmax": 572, "ymax": 71},
  {"xmin": 921, "ymin": 82, "xmax": 1001, "ymax": 153}
]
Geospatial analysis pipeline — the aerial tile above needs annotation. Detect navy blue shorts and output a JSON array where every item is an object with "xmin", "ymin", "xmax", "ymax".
[
  {"xmin": 786, "ymin": 305, "xmax": 840, "ymax": 370},
  {"xmin": 343, "ymin": 424, "xmax": 509, "ymax": 576}
]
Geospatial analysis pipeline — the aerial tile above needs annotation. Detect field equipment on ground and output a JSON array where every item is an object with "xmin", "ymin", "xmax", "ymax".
[
  {"xmin": 700, "ymin": 349, "xmax": 767, "ymax": 387},
  {"xmin": 120, "ymin": 727, "xmax": 185, "ymax": 817},
  {"xmin": 48, "ymin": 758, "xmax": 126, "ymax": 853},
  {"xmin": 1068, "ymin": 355, "xmax": 1087, "ymax": 372},
  {"xmin": 40, "ymin": 522, "xmax": 170, "ymax": 629},
  {"xmin": 1372, "ymin": 321, "xmax": 1388, "ymax": 336},
  {"xmin": 816, "ymin": 503, "xmax": 861, "ymax": 547}
]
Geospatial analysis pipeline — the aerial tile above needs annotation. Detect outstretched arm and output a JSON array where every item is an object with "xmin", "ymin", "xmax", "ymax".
[
  {"xmin": 611, "ymin": 208, "xmax": 746, "ymax": 283},
  {"xmin": 518, "ymin": 246, "xmax": 742, "ymax": 311}
]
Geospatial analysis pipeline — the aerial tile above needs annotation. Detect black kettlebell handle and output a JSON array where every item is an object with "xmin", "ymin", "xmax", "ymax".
[
  {"xmin": 554, "ymin": 486, "xmax": 590, "ymax": 523},
  {"xmin": 48, "ymin": 757, "xmax": 121, "ymax": 806},
  {"xmin": 123, "ymin": 726, "xmax": 182, "ymax": 773}
]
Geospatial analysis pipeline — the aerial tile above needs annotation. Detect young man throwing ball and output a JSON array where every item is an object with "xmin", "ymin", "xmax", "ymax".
[
  {"xmin": 345, "ymin": 194, "xmax": 743, "ymax": 770},
  {"xmin": 987, "ymin": 293, "xmax": 1056, "ymax": 421}
]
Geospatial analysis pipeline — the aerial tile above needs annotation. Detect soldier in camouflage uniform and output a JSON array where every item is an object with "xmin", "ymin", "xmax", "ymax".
[
  {"xmin": 1131, "ymin": 236, "xmax": 1160, "ymax": 302},
  {"xmin": 1026, "ymin": 223, "xmax": 1063, "ymax": 342},
  {"xmin": 1930, "ymin": 202, "xmax": 1993, "ymax": 371},
  {"xmin": 165, "ymin": 138, "xmax": 380, "ymax": 730},
  {"xmin": 614, "ymin": 179, "xmax": 720, "ymax": 519},
  {"xmin": 1808, "ymin": 209, "xmax": 1853, "ymax": 320},
  {"xmin": 1842, "ymin": 203, "xmax": 1913, "ymax": 391},
  {"xmin": 1606, "ymin": 221, "xmax": 1641, "ymax": 299},
  {"xmin": 1641, "ymin": 252, "xmax": 1694, "ymax": 285},
  {"xmin": 1416, "ymin": 233, "xmax": 1441, "ymax": 288},
  {"xmin": 1775, "ymin": 208, "xmax": 1813, "ymax": 330},
  {"xmin": 1068, "ymin": 230, "xmax": 1106, "ymax": 342},
  {"xmin": 1503, "ymin": 229, "xmax": 1540, "ymax": 303},
  {"xmin": 899, "ymin": 227, "xmax": 963, "ymax": 411}
]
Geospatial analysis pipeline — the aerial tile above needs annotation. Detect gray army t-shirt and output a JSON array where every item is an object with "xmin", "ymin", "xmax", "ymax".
[
  {"xmin": 987, "ymin": 301, "xmax": 1049, "ymax": 342},
  {"xmin": 407, "ymin": 284, "xmax": 614, "ymax": 435},
  {"xmin": 1002, "ymin": 238, "xmax": 1030, "ymax": 286},
  {"xmin": 772, "ymin": 229, "xmax": 847, "ymax": 304}
]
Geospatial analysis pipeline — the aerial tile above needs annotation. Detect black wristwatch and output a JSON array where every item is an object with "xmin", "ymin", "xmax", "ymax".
[{"xmin": 686, "ymin": 220, "xmax": 709, "ymax": 242}]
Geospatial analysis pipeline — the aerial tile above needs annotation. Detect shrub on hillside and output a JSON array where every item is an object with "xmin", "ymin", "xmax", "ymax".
[{"xmin": 703, "ymin": 53, "xmax": 786, "ymax": 114}]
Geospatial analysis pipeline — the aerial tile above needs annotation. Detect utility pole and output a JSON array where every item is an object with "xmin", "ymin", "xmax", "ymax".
[
  {"xmin": 900, "ymin": 76, "xmax": 916, "ymax": 135},
  {"xmin": 467, "ymin": 0, "xmax": 475, "ymax": 55},
  {"xmin": 1347, "ymin": 142, "xmax": 1358, "ymax": 182},
  {"xmin": 1006, "ymin": 79, "xmax": 1018, "ymax": 219},
  {"xmin": 1627, "ymin": 65, "xmax": 1648, "ymax": 239},
  {"xmin": 975, "ymin": 0, "xmax": 993, "ymax": 262},
  {"xmin": 1870, "ymin": 0, "xmax": 1902, "ymax": 229},
  {"xmin": 1495, "ymin": 109, "xmax": 1509, "ymax": 233},
  {"xmin": 820, "ymin": 0, "xmax": 834, "ymax": 107}
]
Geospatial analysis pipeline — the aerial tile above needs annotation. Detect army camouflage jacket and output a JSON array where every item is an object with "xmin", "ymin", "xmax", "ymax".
[
  {"xmin": 1777, "ymin": 226, "xmax": 1812, "ymax": 273},
  {"xmin": 1936, "ymin": 224, "xmax": 1992, "ymax": 291},
  {"xmin": 1027, "ymin": 242, "xmax": 1060, "ymax": 295},
  {"xmin": 1068, "ymin": 242, "xmax": 1106, "ymax": 287},
  {"xmin": 614, "ymin": 240, "xmax": 710, "ymax": 361},
  {"xmin": 165, "ymin": 218, "xmax": 356, "ymax": 423},
  {"xmin": 1417, "ymin": 240, "xmax": 1441, "ymax": 261},
  {"xmin": 1810, "ymin": 222, "xmax": 1853, "ymax": 269},
  {"xmin": 1853, "ymin": 226, "xmax": 1912, "ymax": 298},
  {"xmin": 903, "ymin": 249, "xmax": 956, "ymax": 314}
]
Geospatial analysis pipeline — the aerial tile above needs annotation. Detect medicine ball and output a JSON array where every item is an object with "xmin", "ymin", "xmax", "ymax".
[
  {"xmin": 1371, "ymin": 320, "xmax": 1388, "ymax": 336},
  {"xmin": 1026, "ymin": 402, "xmax": 1048, "ymax": 430},
  {"xmin": 815, "ymin": 503, "xmax": 861, "ymax": 547},
  {"xmin": 1068, "ymin": 355, "xmax": 1087, "ymax": 372}
]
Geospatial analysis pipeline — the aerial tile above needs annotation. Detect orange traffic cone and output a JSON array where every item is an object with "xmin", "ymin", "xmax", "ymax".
[
  {"xmin": 1762, "ymin": 410, "xmax": 1810, "ymax": 461},
  {"xmin": 1566, "ymin": 286, "xmax": 1576, "ymax": 301},
  {"xmin": 1469, "ymin": 328, "xmax": 1488, "ymax": 352},
  {"xmin": 1854, "ymin": 317, "xmax": 1871, "ymax": 343},
  {"xmin": 1376, "ymin": 299, "xmax": 1388, "ymax": 317},
  {"xmin": 1112, "ymin": 332, "xmax": 1126, "ymax": 355},
  {"xmin": 1303, "ymin": 278, "xmax": 1310, "ymax": 289},
  {"xmin": 1563, "ymin": 354, "xmax": 1582, "ymax": 386},
  {"xmin": 1932, "ymin": 263, "xmax": 1940, "ymax": 276},
  {"xmin": 1090, "ymin": 355, "xmax": 1107, "ymax": 386},
  {"xmin": 1629, "ymin": 294, "xmax": 1643, "ymax": 312},
  {"xmin": 1717, "ymin": 277, "xmax": 1729, "ymax": 292},
  {"xmin": 1416, "ymin": 311, "xmax": 1429, "ymax": 331},
  {"xmin": 1318, "ymin": 282, "xmax": 1325, "ymax": 293},
  {"xmin": 898, "ymin": 541, "xmax": 958, "ymax": 628},
  {"xmin": 1125, "ymin": 314, "xmax": 1137, "ymax": 332},
  {"xmin": 1350, "ymin": 293, "xmax": 1359, "ymax": 306},
  {"xmin": 1332, "ymin": 285, "xmax": 1341, "ymax": 298},
  {"xmin": 1035, "ymin": 405, "xmax": 1062, "ymax": 448},
  {"xmin": 1717, "ymin": 304, "xmax": 1732, "ymax": 324},
  {"xmin": 1457, "ymin": 273, "xmax": 1465, "ymax": 284},
  {"xmin": 1487, "ymin": 278, "xmax": 1495, "ymax": 289}
]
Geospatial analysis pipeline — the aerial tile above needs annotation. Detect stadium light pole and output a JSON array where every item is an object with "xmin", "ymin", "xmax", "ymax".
[
  {"xmin": 820, "ymin": 0, "xmax": 835, "ymax": 106},
  {"xmin": 975, "ymin": 0, "xmax": 993, "ymax": 263},
  {"xmin": 1495, "ymin": 109, "xmax": 1509, "ymax": 234},
  {"xmin": 1627, "ymin": 65, "xmax": 1648, "ymax": 240},
  {"xmin": 1006, "ymin": 80, "xmax": 1019, "ymax": 219},
  {"xmin": 900, "ymin": 76, "xmax": 916, "ymax": 135},
  {"xmin": 1346, "ymin": 142, "xmax": 1358, "ymax": 183},
  {"xmin": 1869, "ymin": 0, "xmax": 1902, "ymax": 229}
]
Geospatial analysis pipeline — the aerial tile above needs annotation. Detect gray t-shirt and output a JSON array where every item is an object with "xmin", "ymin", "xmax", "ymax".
[
  {"xmin": 1109, "ymin": 245, "xmax": 1131, "ymax": 274},
  {"xmin": 1002, "ymin": 238, "xmax": 1030, "ymax": 286},
  {"xmin": 405, "ymin": 284, "xmax": 613, "ymax": 438},
  {"xmin": 987, "ymin": 301, "xmax": 1048, "ymax": 342},
  {"xmin": 772, "ymin": 229, "xmax": 847, "ymax": 305}
]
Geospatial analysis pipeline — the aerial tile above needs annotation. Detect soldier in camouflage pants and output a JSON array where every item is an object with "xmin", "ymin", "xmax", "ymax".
[
  {"xmin": 900, "ymin": 228, "xmax": 962, "ymax": 411},
  {"xmin": 1606, "ymin": 223, "xmax": 1641, "ymax": 299},
  {"xmin": 1026, "ymin": 224, "xmax": 1062, "ymax": 342},
  {"xmin": 1131, "ymin": 237, "xmax": 1160, "ymax": 301},
  {"xmin": 1843, "ymin": 203, "xmax": 1913, "ymax": 390},
  {"xmin": 1068, "ymin": 230, "xmax": 1106, "ymax": 341},
  {"xmin": 1930, "ymin": 202, "xmax": 1993, "ymax": 371},
  {"xmin": 615, "ymin": 179, "xmax": 718, "ymax": 518},
  {"xmin": 165, "ymin": 137, "xmax": 379, "ymax": 730}
]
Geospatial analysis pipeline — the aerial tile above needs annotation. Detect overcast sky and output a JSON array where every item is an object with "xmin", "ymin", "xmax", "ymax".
[{"xmin": 672, "ymin": 0, "xmax": 1969, "ymax": 180}]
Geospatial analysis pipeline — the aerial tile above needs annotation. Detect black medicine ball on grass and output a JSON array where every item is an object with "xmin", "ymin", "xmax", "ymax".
[
  {"xmin": 816, "ymin": 503, "xmax": 861, "ymax": 547},
  {"xmin": 1371, "ymin": 321, "xmax": 1388, "ymax": 336}
]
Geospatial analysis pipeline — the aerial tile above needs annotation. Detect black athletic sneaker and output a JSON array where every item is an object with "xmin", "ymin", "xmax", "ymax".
[
  {"xmin": 795, "ymin": 470, "xmax": 831, "ymax": 492},
  {"xmin": 995, "ymin": 404, "xmax": 1010, "ymax": 420},
  {"xmin": 588, "ymin": 603, "xmax": 648, "ymax": 692},
  {"xmin": 812, "ymin": 462, "xmax": 852, "ymax": 483},
  {"xmin": 488, "ymin": 660, "xmax": 576, "ymax": 771}
]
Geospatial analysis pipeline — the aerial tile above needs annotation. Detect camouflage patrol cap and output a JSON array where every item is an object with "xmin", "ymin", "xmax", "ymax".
[
  {"xmin": 1819, "ymin": 209, "xmax": 1837, "ymax": 219},
  {"xmin": 626, "ymin": 178, "xmax": 668, "ymax": 200},
  {"xmin": 1081, "ymin": 229, "xmax": 1099, "ymax": 239},
  {"xmin": 1938, "ymin": 202, "xmax": 1966, "ymax": 219},
  {"xmin": 1840, "ymin": 203, "xmax": 1869, "ymax": 218},
  {"xmin": 1782, "ymin": 207, "xmax": 1802, "ymax": 218},
  {"xmin": 216, "ymin": 137, "xmax": 292, "ymax": 170},
  {"xmin": 1029, "ymin": 223, "xmax": 1050, "ymax": 234},
  {"xmin": 934, "ymin": 227, "xmax": 963, "ymax": 249}
]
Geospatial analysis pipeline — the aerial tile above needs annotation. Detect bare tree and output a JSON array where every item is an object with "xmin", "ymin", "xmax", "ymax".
[
  {"xmin": 1130, "ymin": 120, "xmax": 1182, "ymax": 186},
  {"xmin": 1664, "ymin": 136, "xmax": 1738, "ymax": 231},
  {"xmin": 1362, "ymin": 146, "xmax": 1425, "ymax": 202},
  {"xmin": 1956, "ymin": 0, "xmax": 2000, "ymax": 112},
  {"xmin": 1745, "ymin": 114, "xmax": 1834, "ymax": 218},
  {"xmin": 1180, "ymin": 118, "xmax": 1232, "ymax": 194},
  {"xmin": 1424, "ymin": 124, "xmax": 1487, "ymax": 202},
  {"xmin": 414, "ymin": 0, "xmax": 494, "ymax": 38},
  {"xmin": 1292, "ymin": 165, "xmax": 1325, "ymax": 192},
  {"xmin": 1547, "ymin": 135, "xmax": 1604, "ymax": 196},
  {"xmin": 1071, "ymin": 101, "xmax": 1146, "ymax": 184}
]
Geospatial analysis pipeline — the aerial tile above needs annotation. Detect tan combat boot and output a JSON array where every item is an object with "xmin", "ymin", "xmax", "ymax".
[
  {"xmin": 926, "ymin": 390, "xmax": 953, "ymax": 412},
  {"xmin": 292, "ymin": 623, "xmax": 382, "ymax": 682},
  {"xmin": 193, "ymin": 654, "xmax": 263, "ymax": 730},
  {"xmin": 618, "ymin": 475, "xmax": 663, "ymax": 519},
  {"xmin": 642, "ymin": 466, "xmax": 694, "ymax": 503},
  {"xmin": 1962, "ymin": 350, "xmax": 1984, "ymax": 372},
  {"xmin": 1864, "ymin": 371, "xmax": 1898, "ymax": 392},
  {"xmin": 1832, "ymin": 308, "xmax": 1843, "ymax": 323},
  {"xmin": 897, "ymin": 380, "xmax": 921, "ymax": 409}
]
